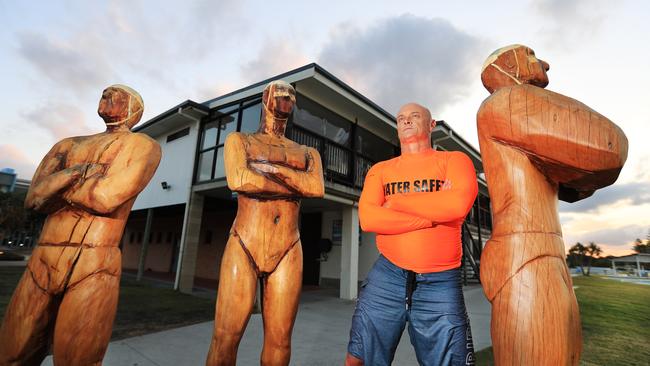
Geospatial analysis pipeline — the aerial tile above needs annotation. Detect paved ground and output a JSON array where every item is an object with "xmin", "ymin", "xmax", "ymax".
[{"xmin": 41, "ymin": 284, "xmax": 491, "ymax": 365}]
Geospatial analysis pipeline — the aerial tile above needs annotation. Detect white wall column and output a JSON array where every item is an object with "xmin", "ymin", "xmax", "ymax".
[
  {"xmin": 340, "ymin": 205, "xmax": 359, "ymax": 300},
  {"xmin": 174, "ymin": 191, "xmax": 204, "ymax": 293}
]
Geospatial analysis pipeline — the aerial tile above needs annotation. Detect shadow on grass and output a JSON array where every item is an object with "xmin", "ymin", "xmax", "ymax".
[{"xmin": 0, "ymin": 266, "xmax": 215, "ymax": 341}]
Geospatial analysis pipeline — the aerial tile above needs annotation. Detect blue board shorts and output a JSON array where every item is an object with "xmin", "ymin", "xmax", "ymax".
[{"xmin": 347, "ymin": 255, "xmax": 475, "ymax": 365}]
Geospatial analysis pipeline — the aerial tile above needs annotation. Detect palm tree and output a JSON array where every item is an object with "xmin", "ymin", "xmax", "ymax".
[
  {"xmin": 569, "ymin": 242, "xmax": 586, "ymax": 275},
  {"xmin": 585, "ymin": 242, "xmax": 603, "ymax": 276}
]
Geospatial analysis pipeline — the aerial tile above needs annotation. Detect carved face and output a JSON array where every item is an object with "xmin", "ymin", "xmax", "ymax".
[
  {"xmin": 98, "ymin": 88, "xmax": 129, "ymax": 121},
  {"xmin": 396, "ymin": 103, "xmax": 435, "ymax": 144},
  {"xmin": 98, "ymin": 85, "xmax": 144, "ymax": 128},
  {"xmin": 481, "ymin": 45, "xmax": 551, "ymax": 93},
  {"xmin": 262, "ymin": 81, "xmax": 296, "ymax": 120}
]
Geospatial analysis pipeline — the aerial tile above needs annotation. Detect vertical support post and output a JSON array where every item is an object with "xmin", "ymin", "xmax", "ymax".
[
  {"xmin": 175, "ymin": 192, "xmax": 205, "ymax": 293},
  {"xmin": 637, "ymin": 256, "xmax": 642, "ymax": 277},
  {"xmin": 476, "ymin": 194, "xmax": 483, "ymax": 256},
  {"xmin": 340, "ymin": 206, "xmax": 359, "ymax": 300},
  {"xmin": 612, "ymin": 260, "xmax": 617, "ymax": 276},
  {"xmin": 137, "ymin": 208, "xmax": 154, "ymax": 281}
]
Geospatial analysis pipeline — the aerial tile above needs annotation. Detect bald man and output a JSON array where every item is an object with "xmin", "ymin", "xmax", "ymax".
[
  {"xmin": 345, "ymin": 103, "xmax": 478, "ymax": 366},
  {"xmin": 0, "ymin": 85, "xmax": 161, "ymax": 366}
]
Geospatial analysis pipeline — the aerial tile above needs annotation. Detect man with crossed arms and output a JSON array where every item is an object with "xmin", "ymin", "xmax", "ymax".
[{"xmin": 346, "ymin": 103, "xmax": 478, "ymax": 366}]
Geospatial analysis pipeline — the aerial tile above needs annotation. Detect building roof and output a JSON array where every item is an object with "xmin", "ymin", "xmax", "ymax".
[
  {"xmin": 202, "ymin": 63, "xmax": 396, "ymax": 123},
  {"xmin": 134, "ymin": 63, "xmax": 485, "ymax": 182},
  {"xmin": 611, "ymin": 253, "xmax": 650, "ymax": 263},
  {"xmin": 133, "ymin": 99, "xmax": 209, "ymax": 133}
]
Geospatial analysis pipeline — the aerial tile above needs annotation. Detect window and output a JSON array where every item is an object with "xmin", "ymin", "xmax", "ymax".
[
  {"xmin": 356, "ymin": 127, "xmax": 396, "ymax": 162},
  {"xmin": 218, "ymin": 112, "xmax": 238, "ymax": 144},
  {"xmin": 196, "ymin": 150, "xmax": 214, "ymax": 181},
  {"xmin": 166, "ymin": 127, "xmax": 190, "ymax": 143},
  {"xmin": 293, "ymin": 95, "xmax": 351, "ymax": 147},
  {"xmin": 195, "ymin": 97, "xmax": 263, "ymax": 183},
  {"xmin": 240, "ymin": 102, "xmax": 262, "ymax": 133}
]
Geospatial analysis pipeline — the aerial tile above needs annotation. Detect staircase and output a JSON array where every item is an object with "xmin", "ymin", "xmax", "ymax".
[{"xmin": 461, "ymin": 222, "xmax": 483, "ymax": 285}]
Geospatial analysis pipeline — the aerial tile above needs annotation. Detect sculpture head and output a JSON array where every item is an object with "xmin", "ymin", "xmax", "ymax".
[
  {"xmin": 98, "ymin": 84, "xmax": 144, "ymax": 130},
  {"xmin": 481, "ymin": 44, "xmax": 550, "ymax": 94},
  {"xmin": 396, "ymin": 103, "xmax": 436, "ymax": 146},
  {"xmin": 263, "ymin": 80, "xmax": 296, "ymax": 118}
]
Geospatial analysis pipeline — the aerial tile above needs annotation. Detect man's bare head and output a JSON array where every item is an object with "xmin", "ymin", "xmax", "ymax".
[
  {"xmin": 481, "ymin": 44, "xmax": 550, "ymax": 93},
  {"xmin": 98, "ymin": 84, "xmax": 144, "ymax": 129},
  {"xmin": 396, "ymin": 103, "xmax": 435, "ymax": 146}
]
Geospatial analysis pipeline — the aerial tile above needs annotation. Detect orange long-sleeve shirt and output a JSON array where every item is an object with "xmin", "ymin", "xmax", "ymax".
[{"xmin": 359, "ymin": 149, "xmax": 478, "ymax": 272}]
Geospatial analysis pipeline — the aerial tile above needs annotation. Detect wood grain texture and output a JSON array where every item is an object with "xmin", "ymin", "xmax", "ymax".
[
  {"xmin": 0, "ymin": 85, "xmax": 161, "ymax": 366},
  {"xmin": 206, "ymin": 81, "xmax": 324, "ymax": 366},
  {"xmin": 478, "ymin": 45, "xmax": 628, "ymax": 366}
]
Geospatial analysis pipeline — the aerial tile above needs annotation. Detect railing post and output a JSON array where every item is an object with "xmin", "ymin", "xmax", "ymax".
[{"xmin": 477, "ymin": 195, "xmax": 483, "ymax": 256}]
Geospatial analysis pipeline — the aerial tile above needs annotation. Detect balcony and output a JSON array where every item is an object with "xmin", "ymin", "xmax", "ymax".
[{"xmin": 286, "ymin": 125, "xmax": 375, "ymax": 190}]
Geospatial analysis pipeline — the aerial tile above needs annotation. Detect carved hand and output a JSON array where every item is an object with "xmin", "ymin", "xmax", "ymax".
[{"xmin": 249, "ymin": 162, "xmax": 279, "ymax": 174}]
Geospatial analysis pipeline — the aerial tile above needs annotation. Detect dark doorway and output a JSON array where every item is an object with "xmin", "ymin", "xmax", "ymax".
[{"xmin": 300, "ymin": 212, "xmax": 322, "ymax": 286}]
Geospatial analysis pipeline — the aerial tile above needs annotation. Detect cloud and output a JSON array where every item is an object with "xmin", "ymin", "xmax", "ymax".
[
  {"xmin": 317, "ymin": 14, "xmax": 486, "ymax": 115},
  {"xmin": 564, "ymin": 223, "xmax": 647, "ymax": 250},
  {"xmin": 16, "ymin": 32, "xmax": 112, "ymax": 95},
  {"xmin": 559, "ymin": 181, "xmax": 650, "ymax": 213},
  {"xmin": 240, "ymin": 39, "xmax": 311, "ymax": 84},
  {"xmin": 22, "ymin": 102, "xmax": 100, "ymax": 141},
  {"xmin": 0, "ymin": 145, "xmax": 37, "ymax": 179},
  {"xmin": 533, "ymin": 0, "xmax": 611, "ymax": 46}
]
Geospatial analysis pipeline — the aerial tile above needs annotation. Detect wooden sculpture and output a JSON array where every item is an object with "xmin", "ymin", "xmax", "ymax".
[
  {"xmin": 205, "ymin": 80, "xmax": 324, "ymax": 366},
  {"xmin": 477, "ymin": 44, "xmax": 628, "ymax": 365},
  {"xmin": 0, "ymin": 85, "xmax": 161, "ymax": 366}
]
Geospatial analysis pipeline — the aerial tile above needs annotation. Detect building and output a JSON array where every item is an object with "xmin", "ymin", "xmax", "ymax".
[{"xmin": 122, "ymin": 64, "xmax": 492, "ymax": 299}]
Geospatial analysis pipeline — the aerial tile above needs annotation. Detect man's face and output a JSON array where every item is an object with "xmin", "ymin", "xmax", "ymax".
[
  {"xmin": 396, "ymin": 103, "xmax": 434, "ymax": 144},
  {"xmin": 98, "ymin": 88, "xmax": 129, "ymax": 122}
]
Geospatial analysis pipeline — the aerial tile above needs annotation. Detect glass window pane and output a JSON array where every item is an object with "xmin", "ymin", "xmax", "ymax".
[
  {"xmin": 216, "ymin": 104, "xmax": 238, "ymax": 115},
  {"xmin": 218, "ymin": 112, "xmax": 238, "ymax": 145},
  {"xmin": 356, "ymin": 127, "xmax": 395, "ymax": 162},
  {"xmin": 196, "ymin": 150, "xmax": 214, "ymax": 182},
  {"xmin": 240, "ymin": 102, "xmax": 262, "ymax": 133},
  {"xmin": 214, "ymin": 148, "xmax": 226, "ymax": 178},
  {"xmin": 201, "ymin": 121, "xmax": 218, "ymax": 150},
  {"xmin": 293, "ymin": 106, "xmax": 324, "ymax": 136},
  {"xmin": 293, "ymin": 95, "xmax": 351, "ymax": 146}
]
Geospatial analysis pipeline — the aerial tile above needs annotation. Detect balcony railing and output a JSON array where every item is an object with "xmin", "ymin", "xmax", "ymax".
[{"xmin": 287, "ymin": 125, "xmax": 374, "ymax": 189}]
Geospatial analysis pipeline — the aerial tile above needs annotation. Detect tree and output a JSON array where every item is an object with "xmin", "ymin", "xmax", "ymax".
[
  {"xmin": 585, "ymin": 242, "xmax": 603, "ymax": 276},
  {"xmin": 569, "ymin": 242, "xmax": 586, "ymax": 275},
  {"xmin": 633, "ymin": 233, "xmax": 650, "ymax": 254}
]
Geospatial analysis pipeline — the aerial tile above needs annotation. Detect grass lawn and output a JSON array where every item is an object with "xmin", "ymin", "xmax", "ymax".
[
  {"xmin": 475, "ymin": 276, "xmax": 650, "ymax": 366},
  {"xmin": 0, "ymin": 266, "xmax": 215, "ymax": 340}
]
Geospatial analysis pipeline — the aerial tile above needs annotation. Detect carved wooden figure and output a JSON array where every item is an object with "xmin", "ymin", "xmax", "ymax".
[
  {"xmin": 205, "ymin": 80, "xmax": 324, "ymax": 366},
  {"xmin": 0, "ymin": 85, "xmax": 161, "ymax": 366},
  {"xmin": 477, "ymin": 45, "xmax": 628, "ymax": 365}
]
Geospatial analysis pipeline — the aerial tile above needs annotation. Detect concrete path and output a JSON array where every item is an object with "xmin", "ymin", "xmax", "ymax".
[{"xmin": 42, "ymin": 285, "xmax": 491, "ymax": 365}]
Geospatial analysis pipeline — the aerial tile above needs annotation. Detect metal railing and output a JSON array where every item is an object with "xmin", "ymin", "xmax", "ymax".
[
  {"xmin": 461, "ymin": 221, "xmax": 482, "ymax": 285},
  {"xmin": 287, "ymin": 125, "xmax": 375, "ymax": 189}
]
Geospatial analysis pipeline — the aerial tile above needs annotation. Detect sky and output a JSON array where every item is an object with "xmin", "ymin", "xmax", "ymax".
[{"xmin": 0, "ymin": 0, "xmax": 648, "ymax": 256}]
